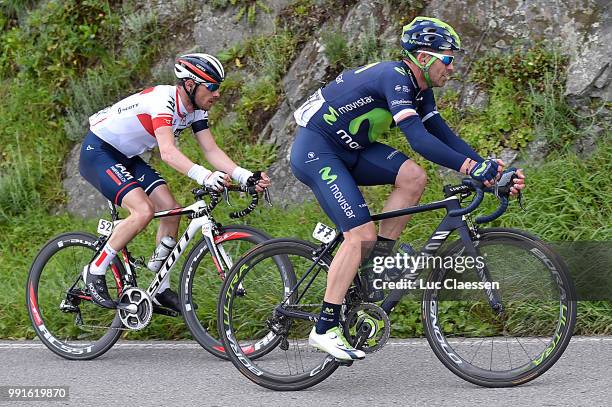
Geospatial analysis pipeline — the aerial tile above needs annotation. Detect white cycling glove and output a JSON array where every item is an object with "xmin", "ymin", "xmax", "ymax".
[
  {"xmin": 204, "ymin": 171, "xmax": 228, "ymax": 191},
  {"xmin": 188, "ymin": 164, "xmax": 227, "ymax": 191},
  {"xmin": 231, "ymin": 166, "xmax": 254, "ymax": 186}
]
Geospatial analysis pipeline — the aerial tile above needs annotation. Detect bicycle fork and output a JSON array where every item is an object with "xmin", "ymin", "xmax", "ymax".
[{"xmin": 380, "ymin": 219, "xmax": 503, "ymax": 315}]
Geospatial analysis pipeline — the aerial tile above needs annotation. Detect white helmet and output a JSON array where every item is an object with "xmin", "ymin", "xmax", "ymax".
[{"xmin": 174, "ymin": 53, "xmax": 225, "ymax": 84}]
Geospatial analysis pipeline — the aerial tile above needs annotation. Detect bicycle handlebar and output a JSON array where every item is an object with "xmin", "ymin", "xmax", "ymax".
[
  {"xmin": 445, "ymin": 170, "xmax": 519, "ymax": 223},
  {"xmin": 191, "ymin": 172, "xmax": 271, "ymax": 219},
  {"xmin": 190, "ymin": 185, "xmax": 261, "ymax": 218}
]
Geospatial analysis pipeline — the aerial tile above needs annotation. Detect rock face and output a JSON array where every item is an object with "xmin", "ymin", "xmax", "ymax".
[
  {"xmin": 64, "ymin": 0, "xmax": 611, "ymax": 216},
  {"xmin": 425, "ymin": 0, "xmax": 611, "ymax": 100},
  {"xmin": 63, "ymin": 143, "xmax": 109, "ymax": 218}
]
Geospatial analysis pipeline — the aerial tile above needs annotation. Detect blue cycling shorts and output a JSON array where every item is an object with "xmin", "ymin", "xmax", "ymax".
[
  {"xmin": 290, "ymin": 126, "xmax": 409, "ymax": 232},
  {"xmin": 79, "ymin": 130, "xmax": 166, "ymax": 206}
]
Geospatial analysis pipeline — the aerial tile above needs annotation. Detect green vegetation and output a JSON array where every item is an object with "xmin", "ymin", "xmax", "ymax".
[
  {"xmin": 321, "ymin": 19, "xmax": 402, "ymax": 72},
  {"xmin": 0, "ymin": 2, "xmax": 609, "ymax": 340},
  {"xmin": 437, "ymin": 46, "xmax": 582, "ymax": 156},
  {"xmin": 210, "ymin": 0, "xmax": 271, "ymax": 24}
]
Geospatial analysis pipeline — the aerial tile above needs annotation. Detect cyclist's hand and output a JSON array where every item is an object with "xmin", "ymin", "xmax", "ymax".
[
  {"xmin": 469, "ymin": 159, "xmax": 499, "ymax": 185},
  {"xmin": 204, "ymin": 171, "xmax": 230, "ymax": 191},
  {"xmin": 234, "ymin": 167, "xmax": 271, "ymax": 192},
  {"xmin": 253, "ymin": 171, "xmax": 271, "ymax": 193},
  {"xmin": 509, "ymin": 169, "xmax": 525, "ymax": 196}
]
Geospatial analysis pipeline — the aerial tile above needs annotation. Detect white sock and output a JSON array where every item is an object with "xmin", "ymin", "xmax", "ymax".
[{"xmin": 89, "ymin": 244, "xmax": 118, "ymax": 275}]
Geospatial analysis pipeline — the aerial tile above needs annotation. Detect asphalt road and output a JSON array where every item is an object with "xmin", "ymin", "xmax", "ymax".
[{"xmin": 0, "ymin": 337, "xmax": 610, "ymax": 407}]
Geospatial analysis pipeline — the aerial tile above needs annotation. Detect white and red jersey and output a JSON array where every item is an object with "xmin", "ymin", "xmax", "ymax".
[{"xmin": 89, "ymin": 85, "xmax": 209, "ymax": 158}]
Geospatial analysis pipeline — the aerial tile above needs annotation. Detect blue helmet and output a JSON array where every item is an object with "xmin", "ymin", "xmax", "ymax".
[{"xmin": 401, "ymin": 16, "xmax": 461, "ymax": 53}]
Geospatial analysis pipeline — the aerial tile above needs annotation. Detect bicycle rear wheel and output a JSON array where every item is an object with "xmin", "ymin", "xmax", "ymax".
[
  {"xmin": 217, "ymin": 238, "xmax": 340, "ymax": 391},
  {"xmin": 180, "ymin": 225, "xmax": 283, "ymax": 360},
  {"xmin": 422, "ymin": 228, "xmax": 576, "ymax": 387},
  {"xmin": 26, "ymin": 232, "xmax": 125, "ymax": 360}
]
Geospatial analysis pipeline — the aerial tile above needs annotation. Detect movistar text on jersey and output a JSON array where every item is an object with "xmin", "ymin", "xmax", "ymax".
[{"xmin": 338, "ymin": 96, "xmax": 374, "ymax": 114}]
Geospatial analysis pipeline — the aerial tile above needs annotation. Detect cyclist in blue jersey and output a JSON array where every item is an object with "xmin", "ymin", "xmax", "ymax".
[{"xmin": 290, "ymin": 16, "xmax": 525, "ymax": 361}]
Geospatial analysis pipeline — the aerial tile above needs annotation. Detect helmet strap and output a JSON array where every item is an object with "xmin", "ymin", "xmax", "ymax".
[
  {"xmin": 406, "ymin": 53, "xmax": 436, "ymax": 88},
  {"xmin": 181, "ymin": 80, "xmax": 202, "ymax": 110}
]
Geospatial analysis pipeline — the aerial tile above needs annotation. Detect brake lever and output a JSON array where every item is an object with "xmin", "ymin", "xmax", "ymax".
[
  {"xmin": 517, "ymin": 189, "xmax": 525, "ymax": 210},
  {"xmin": 263, "ymin": 188, "xmax": 272, "ymax": 206},
  {"xmin": 222, "ymin": 187, "xmax": 231, "ymax": 206}
]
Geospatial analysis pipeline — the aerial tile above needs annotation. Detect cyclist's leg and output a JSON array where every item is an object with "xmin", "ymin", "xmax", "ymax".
[
  {"xmin": 122, "ymin": 155, "xmax": 184, "ymax": 310},
  {"xmin": 79, "ymin": 131, "xmax": 154, "ymax": 306},
  {"xmin": 127, "ymin": 156, "xmax": 178, "ymax": 244},
  {"xmin": 130, "ymin": 161, "xmax": 183, "ymax": 309},
  {"xmin": 148, "ymin": 185, "xmax": 180, "ymax": 242},
  {"xmin": 291, "ymin": 127, "xmax": 372, "ymax": 360},
  {"xmin": 106, "ymin": 188, "xmax": 154, "ymax": 251},
  {"xmin": 353, "ymin": 143, "xmax": 426, "ymax": 239}
]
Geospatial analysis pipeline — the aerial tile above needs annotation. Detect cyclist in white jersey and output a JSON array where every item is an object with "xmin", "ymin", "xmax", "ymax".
[{"xmin": 80, "ymin": 53, "xmax": 271, "ymax": 310}]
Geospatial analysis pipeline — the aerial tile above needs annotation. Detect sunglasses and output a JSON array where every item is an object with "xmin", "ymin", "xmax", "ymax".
[
  {"xmin": 417, "ymin": 50, "xmax": 455, "ymax": 66},
  {"xmin": 202, "ymin": 82, "xmax": 220, "ymax": 92}
]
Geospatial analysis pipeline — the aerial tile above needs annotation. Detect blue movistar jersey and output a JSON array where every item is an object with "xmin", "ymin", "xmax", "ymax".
[{"xmin": 294, "ymin": 61, "xmax": 436, "ymax": 150}]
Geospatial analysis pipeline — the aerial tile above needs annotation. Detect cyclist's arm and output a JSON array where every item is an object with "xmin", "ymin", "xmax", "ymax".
[
  {"xmin": 155, "ymin": 126, "xmax": 198, "ymax": 174},
  {"xmin": 194, "ymin": 128, "xmax": 239, "ymax": 175},
  {"xmin": 396, "ymin": 113, "xmax": 474, "ymax": 174},
  {"xmin": 418, "ymin": 90, "xmax": 483, "ymax": 161}
]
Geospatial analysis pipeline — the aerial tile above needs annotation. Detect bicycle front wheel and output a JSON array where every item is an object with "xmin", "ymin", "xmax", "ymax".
[
  {"xmin": 180, "ymin": 225, "xmax": 284, "ymax": 360},
  {"xmin": 217, "ymin": 238, "xmax": 340, "ymax": 391},
  {"xmin": 26, "ymin": 232, "xmax": 125, "ymax": 360},
  {"xmin": 422, "ymin": 228, "xmax": 577, "ymax": 387}
]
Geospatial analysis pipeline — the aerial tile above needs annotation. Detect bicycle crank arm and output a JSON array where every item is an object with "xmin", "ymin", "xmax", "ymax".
[
  {"xmin": 116, "ymin": 302, "xmax": 138, "ymax": 313},
  {"xmin": 152, "ymin": 305, "xmax": 179, "ymax": 317}
]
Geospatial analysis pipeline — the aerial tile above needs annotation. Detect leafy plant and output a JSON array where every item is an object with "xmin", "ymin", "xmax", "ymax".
[
  {"xmin": 528, "ymin": 72, "xmax": 580, "ymax": 148},
  {"xmin": 211, "ymin": 0, "xmax": 271, "ymax": 24},
  {"xmin": 470, "ymin": 46, "xmax": 567, "ymax": 92}
]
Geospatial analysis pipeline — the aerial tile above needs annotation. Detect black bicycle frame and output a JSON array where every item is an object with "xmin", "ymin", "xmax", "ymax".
[{"xmin": 276, "ymin": 195, "xmax": 503, "ymax": 321}]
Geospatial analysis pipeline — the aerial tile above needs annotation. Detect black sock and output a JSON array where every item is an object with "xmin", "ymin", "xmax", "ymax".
[
  {"xmin": 361, "ymin": 236, "xmax": 396, "ymax": 274},
  {"xmin": 316, "ymin": 301, "xmax": 341, "ymax": 334}
]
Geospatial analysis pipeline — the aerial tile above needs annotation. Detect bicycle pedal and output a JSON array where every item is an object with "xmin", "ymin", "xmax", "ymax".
[
  {"xmin": 335, "ymin": 359, "xmax": 354, "ymax": 367},
  {"xmin": 152, "ymin": 305, "xmax": 179, "ymax": 317}
]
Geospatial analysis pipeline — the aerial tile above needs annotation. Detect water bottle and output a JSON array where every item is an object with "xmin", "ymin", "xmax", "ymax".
[{"xmin": 147, "ymin": 236, "xmax": 176, "ymax": 272}]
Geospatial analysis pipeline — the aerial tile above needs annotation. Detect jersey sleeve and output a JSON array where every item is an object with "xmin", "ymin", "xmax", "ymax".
[
  {"xmin": 191, "ymin": 110, "xmax": 209, "ymax": 133},
  {"xmin": 416, "ymin": 89, "xmax": 483, "ymax": 162},
  {"xmin": 379, "ymin": 66, "xmax": 418, "ymax": 123},
  {"xmin": 147, "ymin": 87, "xmax": 176, "ymax": 131},
  {"xmin": 398, "ymin": 115, "xmax": 467, "ymax": 171}
]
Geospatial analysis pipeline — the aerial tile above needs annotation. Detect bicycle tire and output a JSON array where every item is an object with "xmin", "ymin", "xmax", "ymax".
[
  {"xmin": 217, "ymin": 238, "xmax": 341, "ymax": 391},
  {"xmin": 180, "ymin": 225, "xmax": 287, "ymax": 360},
  {"xmin": 422, "ymin": 228, "xmax": 577, "ymax": 387},
  {"xmin": 26, "ymin": 232, "xmax": 126, "ymax": 360}
]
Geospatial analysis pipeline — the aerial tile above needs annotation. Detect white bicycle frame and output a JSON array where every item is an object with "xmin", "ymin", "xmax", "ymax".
[{"xmin": 97, "ymin": 199, "xmax": 235, "ymax": 300}]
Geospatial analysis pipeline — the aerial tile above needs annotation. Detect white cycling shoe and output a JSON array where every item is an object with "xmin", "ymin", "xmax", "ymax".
[{"xmin": 309, "ymin": 326, "xmax": 365, "ymax": 361}]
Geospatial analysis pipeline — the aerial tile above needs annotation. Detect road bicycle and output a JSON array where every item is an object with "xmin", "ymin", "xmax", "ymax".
[
  {"xmin": 27, "ymin": 181, "xmax": 284, "ymax": 361},
  {"xmin": 216, "ymin": 172, "xmax": 577, "ymax": 390}
]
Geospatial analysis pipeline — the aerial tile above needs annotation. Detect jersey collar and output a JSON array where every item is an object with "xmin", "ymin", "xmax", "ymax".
[
  {"xmin": 175, "ymin": 86, "xmax": 188, "ymax": 118},
  {"xmin": 404, "ymin": 62, "xmax": 420, "ymax": 91}
]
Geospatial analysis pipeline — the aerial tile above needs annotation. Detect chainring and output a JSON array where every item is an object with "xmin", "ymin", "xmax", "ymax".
[
  {"xmin": 118, "ymin": 287, "xmax": 153, "ymax": 330},
  {"xmin": 343, "ymin": 303, "xmax": 390, "ymax": 353}
]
